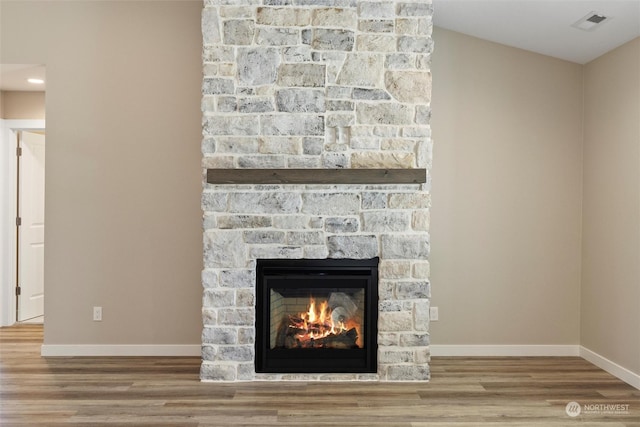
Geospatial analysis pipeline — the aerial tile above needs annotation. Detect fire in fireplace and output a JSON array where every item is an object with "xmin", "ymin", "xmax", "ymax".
[{"xmin": 255, "ymin": 258, "xmax": 378, "ymax": 373}]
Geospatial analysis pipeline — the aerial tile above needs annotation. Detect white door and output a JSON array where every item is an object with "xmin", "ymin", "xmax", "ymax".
[{"xmin": 18, "ymin": 131, "xmax": 45, "ymax": 321}]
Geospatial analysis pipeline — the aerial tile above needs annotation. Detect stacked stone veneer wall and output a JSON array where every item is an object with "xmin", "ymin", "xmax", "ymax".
[{"xmin": 201, "ymin": 0, "xmax": 433, "ymax": 381}]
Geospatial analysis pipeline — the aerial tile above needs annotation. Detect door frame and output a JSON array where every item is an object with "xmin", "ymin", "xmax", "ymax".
[{"xmin": 0, "ymin": 120, "xmax": 46, "ymax": 326}]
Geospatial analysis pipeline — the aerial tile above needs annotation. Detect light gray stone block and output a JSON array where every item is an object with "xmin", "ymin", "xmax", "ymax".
[
  {"xmin": 238, "ymin": 155, "xmax": 286, "ymax": 168},
  {"xmin": 238, "ymin": 327, "xmax": 255, "ymax": 344},
  {"xmin": 357, "ymin": 1, "xmax": 394, "ymax": 19},
  {"xmin": 223, "ymin": 19, "xmax": 255, "ymax": 45},
  {"xmin": 378, "ymin": 311, "xmax": 413, "ymax": 332},
  {"xmin": 201, "ymin": 362, "xmax": 236, "ymax": 381},
  {"xmin": 362, "ymin": 211, "xmax": 410, "ymax": 232},
  {"xmin": 378, "ymin": 332, "xmax": 399, "ymax": 346},
  {"xmin": 337, "ymin": 53, "xmax": 384, "ymax": 87},
  {"xmin": 327, "ymin": 235, "xmax": 378, "ymax": 258},
  {"xmin": 256, "ymin": 6, "xmax": 311, "ymax": 26},
  {"xmin": 283, "ymin": 46, "xmax": 312, "ymax": 62},
  {"xmin": 249, "ymin": 245, "xmax": 303, "ymax": 259},
  {"xmin": 217, "ymin": 345, "xmax": 254, "ymax": 361},
  {"xmin": 380, "ymin": 349, "xmax": 414, "ymax": 363},
  {"xmin": 351, "ymin": 151, "xmax": 415, "ymax": 168},
  {"xmin": 201, "ymin": 269, "xmax": 219, "ymax": 289},
  {"xmin": 323, "ymin": 152, "xmax": 350, "ymax": 169},
  {"xmin": 381, "ymin": 234, "xmax": 429, "ymax": 259},
  {"xmin": 357, "ymin": 103, "xmax": 413, "ymax": 125},
  {"xmin": 202, "ymin": 7, "xmax": 221, "ymax": 45},
  {"xmin": 398, "ymin": 36, "xmax": 431, "ymax": 53},
  {"xmin": 217, "ymin": 215, "xmax": 272, "ymax": 229},
  {"xmin": 202, "ymin": 192, "xmax": 228, "ymax": 212},
  {"xmin": 385, "ymin": 53, "xmax": 415, "ymax": 69},
  {"xmin": 399, "ymin": 333, "xmax": 429, "ymax": 347},
  {"xmin": 202, "ymin": 309, "xmax": 216, "ymax": 326},
  {"xmin": 379, "ymin": 300, "xmax": 403, "ymax": 312},
  {"xmin": 276, "ymin": 89, "xmax": 326, "ymax": 113},
  {"xmin": 202, "ymin": 345, "xmax": 216, "ymax": 361},
  {"xmin": 237, "ymin": 363, "xmax": 255, "ymax": 380},
  {"xmin": 218, "ymin": 308, "xmax": 254, "ymax": 326},
  {"xmin": 361, "ymin": 192, "xmax": 387, "ymax": 209},
  {"xmin": 385, "ymin": 71, "xmax": 432, "ymax": 104},
  {"xmin": 203, "ymin": 78, "xmax": 235, "ymax": 95},
  {"xmin": 236, "ymin": 288, "xmax": 255, "ymax": 307},
  {"xmin": 237, "ymin": 97, "xmax": 275, "ymax": 113},
  {"xmin": 414, "ymin": 300, "xmax": 429, "ymax": 331},
  {"xmin": 380, "ymin": 260, "xmax": 411, "ymax": 279},
  {"xmin": 302, "ymin": 193, "xmax": 360, "ymax": 215},
  {"xmin": 388, "ymin": 193, "xmax": 430, "ymax": 209},
  {"xmin": 219, "ymin": 269, "xmax": 254, "ymax": 288},
  {"xmin": 203, "ymin": 45, "xmax": 235, "ymax": 63},
  {"xmin": 237, "ymin": 48, "xmax": 279, "ymax": 86},
  {"xmin": 412, "ymin": 261, "xmax": 430, "ymax": 279},
  {"xmin": 412, "ymin": 210, "xmax": 430, "ymax": 231},
  {"xmin": 287, "ymin": 231, "xmax": 325, "ymax": 245},
  {"xmin": 312, "ymin": 8, "xmax": 357, "ymax": 27},
  {"xmin": 358, "ymin": 19, "xmax": 394, "ymax": 33},
  {"xmin": 229, "ymin": 192, "xmax": 301, "ymax": 214},
  {"xmin": 261, "ymin": 114, "xmax": 324, "ymax": 136},
  {"xmin": 357, "ymin": 34, "xmax": 396, "ymax": 52},
  {"xmin": 324, "ymin": 217, "xmax": 359, "ymax": 233},
  {"xmin": 204, "ymin": 231, "xmax": 246, "ymax": 268},
  {"xmin": 256, "ymin": 27, "xmax": 300, "ymax": 46},
  {"xmin": 395, "ymin": 281, "xmax": 430, "ymax": 299},
  {"xmin": 203, "ymin": 116, "xmax": 259, "ymax": 136},
  {"xmin": 202, "ymin": 327, "xmax": 238, "ymax": 344},
  {"xmin": 243, "ymin": 230, "xmax": 286, "ymax": 244},
  {"xmin": 273, "ymin": 215, "xmax": 315, "ymax": 229},
  {"xmin": 387, "ymin": 365, "xmax": 429, "ymax": 381},
  {"xmin": 203, "ymin": 289, "xmax": 235, "ymax": 308},
  {"xmin": 304, "ymin": 245, "xmax": 330, "ymax": 258},
  {"xmin": 312, "ymin": 28, "xmax": 355, "ymax": 51},
  {"xmin": 397, "ymin": 2, "xmax": 432, "ymax": 17},
  {"xmin": 278, "ymin": 63, "xmax": 326, "ymax": 87}
]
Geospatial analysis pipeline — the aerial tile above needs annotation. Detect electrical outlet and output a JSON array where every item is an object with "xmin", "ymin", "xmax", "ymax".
[
  {"xmin": 93, "ymin": 306, "xmax": 102, "ymax": 321},
  {"xmin": 429, "ymin": 306, "xmax": 439, "ymax": 321}
]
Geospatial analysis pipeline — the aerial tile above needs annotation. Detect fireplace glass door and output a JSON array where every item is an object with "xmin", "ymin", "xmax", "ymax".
[{"xmin": 256, "ymin": 258, "xmax": 378, "ymax": 373}]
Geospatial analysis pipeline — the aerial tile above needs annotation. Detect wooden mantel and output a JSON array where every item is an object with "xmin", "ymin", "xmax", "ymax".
[{"xmin": 206, "ymin": 168, "xmax": 427, "ymax": 185}]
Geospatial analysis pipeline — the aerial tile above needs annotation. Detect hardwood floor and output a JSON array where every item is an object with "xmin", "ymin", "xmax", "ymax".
[{"xmin": 1, "ymin": 324, "xmax": 638, "ymax": 426}]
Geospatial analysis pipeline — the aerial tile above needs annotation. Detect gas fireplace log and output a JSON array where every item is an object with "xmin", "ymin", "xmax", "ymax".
[
  {"xmin": 312, "ymin": 328, "xmax": 358, "ymax": 349},
  {"xmin": 279, "ymin": 327, "xmax": 359, "ymax": 349}
]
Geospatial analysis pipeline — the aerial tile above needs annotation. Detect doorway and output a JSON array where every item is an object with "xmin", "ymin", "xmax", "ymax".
[
  {"xmin": 0, "ymin": 121, "xmax": 46, "ymax": 326},
  {"xmin": 16, "ymin": 130, "xmax": 45, "ymax": 322}
]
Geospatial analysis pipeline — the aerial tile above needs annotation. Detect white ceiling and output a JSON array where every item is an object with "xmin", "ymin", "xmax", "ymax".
[
  {"xmin": 0, "ymin": 64, "xmax": 46, "ymax": 91},
  {"xmin": 433, "ymin": 0, "xmax": 640, "ymax": 64}
]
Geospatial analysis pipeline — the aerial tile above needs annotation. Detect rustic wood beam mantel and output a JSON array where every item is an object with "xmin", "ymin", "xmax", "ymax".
[{"xmin": 206, "ymin": 169, "xmax": 427, "ymax": 185}]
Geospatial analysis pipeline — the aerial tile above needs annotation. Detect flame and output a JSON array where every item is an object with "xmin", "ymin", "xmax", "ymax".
[{"xmin": 287, "ymin": 296, "xmax": 362, "ymax": 348}]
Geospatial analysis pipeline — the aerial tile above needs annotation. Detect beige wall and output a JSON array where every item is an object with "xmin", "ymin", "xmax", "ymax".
[
  {"xmin": 430, "ymin": 28, "xmax": 583, "ymax": 345},
  {"xmin": 0, "ymin": 90, "xmax": 45, "ymax": 119},
  {"xmin": 582, "ymin": 38, "xmax": 640, "ymax": 374},
  {"xmin": 1, "ymin": 1, "xmax": 203, "ymax": 345}
]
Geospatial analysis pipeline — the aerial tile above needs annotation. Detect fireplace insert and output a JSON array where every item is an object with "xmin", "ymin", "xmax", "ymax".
[{"xmin": 255, "ymin": 258, "xmax": 378, "ymax": 373}]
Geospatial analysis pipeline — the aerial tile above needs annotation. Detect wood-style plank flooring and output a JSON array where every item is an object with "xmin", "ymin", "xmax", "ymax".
[{"xmin": 1, "ymin": 324, "xmax": 639, "ymax": 426}]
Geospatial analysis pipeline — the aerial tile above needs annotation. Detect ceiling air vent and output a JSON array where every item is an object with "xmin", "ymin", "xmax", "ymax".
[{"xmin": 572, "ymin": 11, "xmax": 611, "ymax": 31}]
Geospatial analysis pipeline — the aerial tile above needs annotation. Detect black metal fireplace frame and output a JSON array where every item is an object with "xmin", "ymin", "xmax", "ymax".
[{"xmin": 255, "ymin": 258, "xmax": 379, "ymax": 374}]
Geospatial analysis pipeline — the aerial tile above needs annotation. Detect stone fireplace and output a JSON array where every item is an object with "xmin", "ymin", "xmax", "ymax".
[{"xmin": 201, "ymin": 0, "xmax": 432, "ymax": 381}]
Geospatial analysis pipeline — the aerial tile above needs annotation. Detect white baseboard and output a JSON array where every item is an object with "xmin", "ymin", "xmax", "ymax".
[
  {"xmin": 430, "ymin": 344, "xmax": 580, "ymax": 357},
  {"xmin": 580, "ymin": 346, "xmax": 640, "ymax": 390},
  {"xmin": 41, "ymin": 344, "xmax": 201, "ymax": 357}
]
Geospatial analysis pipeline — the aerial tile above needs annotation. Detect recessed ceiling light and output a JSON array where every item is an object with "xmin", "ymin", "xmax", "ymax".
[
  {"xmin": 27, "ymin": 78, "xmax": 45, "ymax": 85},
  {"xmin": 571, "ymin": 11, "xmax": 611, "ymax": 31}
]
